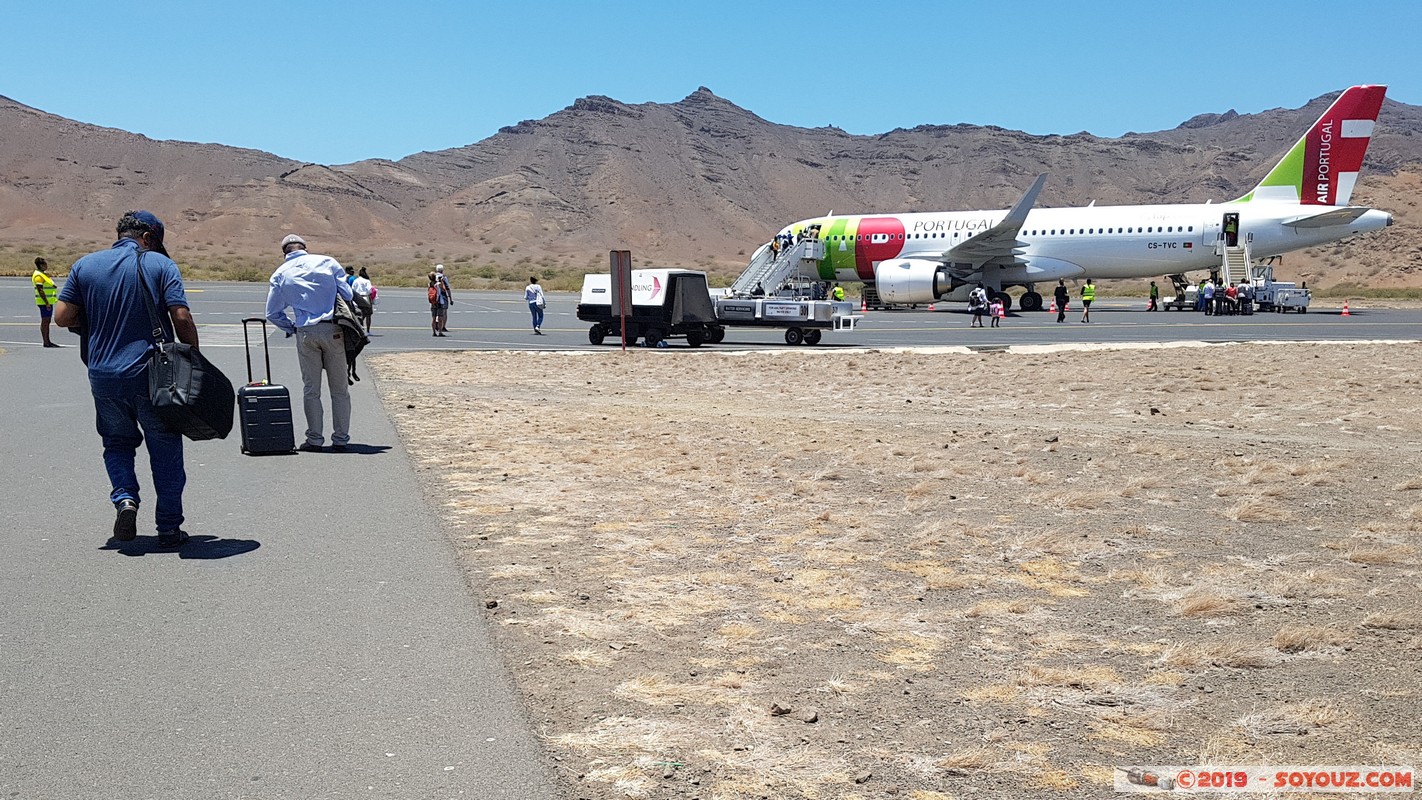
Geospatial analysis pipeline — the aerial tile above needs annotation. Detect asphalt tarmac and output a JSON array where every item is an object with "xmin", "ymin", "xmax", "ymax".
[
  {"xmin": 0, "ymin": 275, "xmax": 1416, "ymax": 799},
  {"xmin": 4, "ymin": 278, "xmax": 1411, "ymax": 355},
  {"xmin": 0, "ymin": 278, "xmax": 556, "ymax": 799}
]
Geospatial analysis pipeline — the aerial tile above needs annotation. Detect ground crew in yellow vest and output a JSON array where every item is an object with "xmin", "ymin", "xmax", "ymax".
[
  {"xmin": 1080, "ymin": 279, "xmax": 1096, "ymax": 323},
  {"xmin": 831, "ymin": 284, "xmax": 845, "ymax": 301},
  {"xmin": 33, "ymin": 256, "xmax": 60, "ymax": 347}
]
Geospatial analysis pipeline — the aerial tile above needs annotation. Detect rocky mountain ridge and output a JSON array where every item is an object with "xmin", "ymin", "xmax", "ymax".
[{"xmin": 1, "ymin": 87, "xmax": 1419, "ymax": 287}]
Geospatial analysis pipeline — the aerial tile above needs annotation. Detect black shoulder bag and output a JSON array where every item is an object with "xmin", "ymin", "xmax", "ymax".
[{"xmin": 137, "ymin": 252, "xmax": 236, "ymax": 440}]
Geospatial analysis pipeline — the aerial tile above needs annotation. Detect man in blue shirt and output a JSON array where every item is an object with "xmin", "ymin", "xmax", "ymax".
[
  {"xmin": 54, "ymin": 212, "xmax": 199, "ymax": 546},
  {"xmin": 265, "ymin": 234, "xmax": 354, "ymax": 452}
]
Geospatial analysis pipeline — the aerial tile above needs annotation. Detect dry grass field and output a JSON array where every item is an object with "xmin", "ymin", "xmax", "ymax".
[{"xmin": 373, "ymin": 342, "xmax": 1422, "ymax": 799}]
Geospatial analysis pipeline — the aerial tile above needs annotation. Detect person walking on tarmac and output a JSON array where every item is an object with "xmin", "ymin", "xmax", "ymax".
[
  {"xmin": 33, "ymin": 256, "xmax": 60, "ymax": 347},
  {"xmin": 1054, "ymin": 280, "xmax": 1069, "ymax": 323},
  {"xmin": 54, "ymin": 211, "xmax": 198, "ymax": 546},
  {"xmin": 1080, "ymin": 278, "xmax": 1096, "ymax": 323},
  {"xmin": 1148, "ymin": 280, "xmax": 1159, "ymax": 311},
  {"xmin": 831, "ymin": 283, "xmax": 845, "ymax": 302},
  {"xmin": 968, "ymin": 283, "xmax": 989, "ymax": 327}
]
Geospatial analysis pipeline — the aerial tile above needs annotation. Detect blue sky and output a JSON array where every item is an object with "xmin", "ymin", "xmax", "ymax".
[{"xmin": 5, "ymin": 0, "xmax": 1418, "ymax": 165}]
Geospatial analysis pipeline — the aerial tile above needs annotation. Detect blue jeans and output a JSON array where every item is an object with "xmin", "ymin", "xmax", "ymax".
[
  {"xmin": 91, "ymin": 373, "xmax": 186, "ymax": 532},
  {"xmin": 529, "ymin": 302, "xmax": 544, "ymax": 330}
]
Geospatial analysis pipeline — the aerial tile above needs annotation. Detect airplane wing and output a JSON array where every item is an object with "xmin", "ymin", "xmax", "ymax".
[
  {"xmin": 1280, "ymin": 207, "xmax": 1371, "ymax": 228},
  {"xmin": 940, "ymin": 173, "xmax": 1048, "ymax": 268}
]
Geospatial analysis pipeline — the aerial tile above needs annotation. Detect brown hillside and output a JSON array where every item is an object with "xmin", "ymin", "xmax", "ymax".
[{"xmin": 1, "ymin": 88, "xmax": 1419, "ymax": 288}]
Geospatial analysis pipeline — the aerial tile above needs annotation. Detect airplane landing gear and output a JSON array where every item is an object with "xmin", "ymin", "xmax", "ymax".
[{"xmin": 1019, "ymin": 291, "xmax": 1043, "ymax": 312}]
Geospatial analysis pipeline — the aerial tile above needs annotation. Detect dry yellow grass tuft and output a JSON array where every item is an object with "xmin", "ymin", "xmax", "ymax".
[
  {"xmin": 1361, "ymin": 612, "xmax": 1421, "ymax": 630},
  {"xmin": 1024, "ymin": 664, "xmax": 1122, "ymax": 691},
  {"xmin": 966, "ymin": 599, "xmax": 1032, "ymax": 618},
  {"xmin": 1029, "ymin": 768, "xmax": 1080, "ymax": 790},
  {"xmin": 1270, "ymin": 568, "xmax": 1351, "ymax": 600},
  {"xmin": 963, "ymin": 683, "xmax": 1019, "ymax": 704},
  {"xmin": 1272, "ymin": 624, "xmax": 1350, "ymax": 653},
  {"xmin": 935, "ymin": 747, "xmax": 998, "ymax": 773},
  {"xmin": 1032, "ymin": 488, "xmax": 1115, "ymax": 511},
  {"xmin": 1090, "ymin": 713, "xmax": 1168, "ymax": 747},
  {"xmin": 1236, "ymin": 699, "xmax": 1346, "ymax": 737},
  {"xmin": 1176, "ymin": 589, "xmax": 1244, "ymax": 618},
  {"xmin": 887, "ymin": 560, "xmax": 972, "ymax": 590},
  {"xmin": 1223, "ymin": 499, "xmax": 1294, "ymax": 522},
  {"xmin": 1160, "ymin": 640, "xmax": 1275, "ymax": 670},
  {"xmin": 1345, "ymin": 544, "xmax": 1416, "ymax": 565},
  {"xmin": 1080, "ymin": 764, "xmax": 1117, "ymax": 786}
]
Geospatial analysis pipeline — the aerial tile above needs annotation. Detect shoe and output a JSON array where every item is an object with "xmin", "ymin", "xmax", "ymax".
[
  {"xmin": 113, "ymin": 500, "xmax": 139, "ymax": 542},
  {"xmin": 157, "ymin": 529, "xmax": 189, "ymax": 548},
  {"xmin": 330, "ymin": 443, "xmax": 348, "ymax": 452},
  {"xmin": 433, "ymin": 333, "xmax": 439, "ymax": 337},
  {"xmin": 298, "ymin": 442, "xmax": 323, "ymax": 453},
  {"xmin": 44, "ymin": 342, "xmax": 61, "ymax": 348}
]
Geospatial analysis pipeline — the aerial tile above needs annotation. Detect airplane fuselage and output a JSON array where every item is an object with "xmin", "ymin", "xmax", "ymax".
[{"xmin": 788, "ymin": 202, "xmax": 1391, "ymax": 285}]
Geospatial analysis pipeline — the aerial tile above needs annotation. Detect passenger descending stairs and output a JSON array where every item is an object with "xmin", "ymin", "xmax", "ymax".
[
  {"xmin": 1220, "ymin": 243, "xmax": 1251, "ymax": 286},
  {"xmin": 729, "ymin": 239, "xmax": 825, "ymax": 296}
]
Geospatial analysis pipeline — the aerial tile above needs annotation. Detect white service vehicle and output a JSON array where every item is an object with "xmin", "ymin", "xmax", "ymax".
[{"xmin": 1249, "ymin": 263, "xmax": 1312, "ymax": 313}]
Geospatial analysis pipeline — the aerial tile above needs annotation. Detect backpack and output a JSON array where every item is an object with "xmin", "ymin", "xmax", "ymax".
[
  {"xmin": 332, "ymin": 294, "xmax": 370, "ymax": 385},
  {"xmin": 428, "ymin": 285, "xmax": 438, "ymax": 304},
  {"xmin": 350, "ymin": 291, "xmax": 373, "ymax": 317}
]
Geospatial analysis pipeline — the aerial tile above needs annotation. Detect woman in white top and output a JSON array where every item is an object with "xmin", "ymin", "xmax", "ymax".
[
  {"xmin": 352, "ymin": 267, "xmax": 375, "ymax": 332},
  {"xmin": 525, "ymin": 276, "xmax": 546, "ymax": 335}
]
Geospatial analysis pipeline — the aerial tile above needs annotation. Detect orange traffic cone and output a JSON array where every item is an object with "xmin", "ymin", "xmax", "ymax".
[
  {"xmin": 1342, "ymin": 300, "xmax": 1351, "ymax": 316},
  {"xmin": 860, "ymin": 297, "xmax": 868, "ymax": 312},
  {"xmin": 1049, "ymin": 299, "xmax": 1057, "ymax": 313},
  {"xmin": 928, "ymin": 302, "xmax": 936, "ymax": 311}
]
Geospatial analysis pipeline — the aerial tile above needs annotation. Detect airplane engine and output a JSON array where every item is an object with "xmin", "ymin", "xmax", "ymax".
[{"xmin": 874, "ymin": 259, "xmax": 948, "ymax": 304}]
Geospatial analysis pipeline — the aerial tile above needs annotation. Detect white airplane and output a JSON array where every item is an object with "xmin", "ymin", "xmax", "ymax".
[{"xmin": 773, "ymin": 85, "xmax": 1392, "ymax": 311}]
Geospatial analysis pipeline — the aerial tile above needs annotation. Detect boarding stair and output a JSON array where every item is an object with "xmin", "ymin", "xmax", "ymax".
[
  {"xmin": 729, "ymin": 239, "xmax": 824, "ymax": 297},
  {"xmin": 1219, "ymin": 242, "xmax": 1251, "ymax": 286}
]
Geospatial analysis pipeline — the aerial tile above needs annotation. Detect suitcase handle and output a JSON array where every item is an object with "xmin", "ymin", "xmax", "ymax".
[{"xmin": 241, "ymin": 317, "xmax": 275, "ymax": 385}]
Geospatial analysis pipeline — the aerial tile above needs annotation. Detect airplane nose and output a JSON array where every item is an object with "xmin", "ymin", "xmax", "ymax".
[{"xmin": 1387, "ymin": 213, "xmax": 1395, "ymax": 227}]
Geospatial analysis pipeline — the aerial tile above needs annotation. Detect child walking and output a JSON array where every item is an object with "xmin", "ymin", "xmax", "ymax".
[{"xmin": 989, "ymin": 297, "xmax": 1004, "ymax": 327}]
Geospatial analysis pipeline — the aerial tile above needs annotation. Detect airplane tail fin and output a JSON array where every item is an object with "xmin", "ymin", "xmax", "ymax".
[{"xmin": 1235, "ymin": 85, "xmax": 1386, "ymax": 206}]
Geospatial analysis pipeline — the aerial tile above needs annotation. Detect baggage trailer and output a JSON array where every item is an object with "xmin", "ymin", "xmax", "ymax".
[
  {"xmin": 713, "ymin": 297, "xmax": 862, "ymax": 345},
  {"xmin": 578, "ymin": 269, "xmax": 725, "ymax": 346},
  {"xmin": 1249, "ymin": 263, "xmax": 1312, "ymax": 313}
]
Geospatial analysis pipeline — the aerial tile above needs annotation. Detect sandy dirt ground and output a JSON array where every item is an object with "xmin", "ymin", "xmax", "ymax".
[{"xmin": 373, "ymin": 342, "xmax": 1422, "ymax": 800}]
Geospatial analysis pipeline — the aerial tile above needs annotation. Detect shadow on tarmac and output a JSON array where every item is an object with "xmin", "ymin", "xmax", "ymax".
[
  {"xmin": 320, "ymin": 443, "xmax": 392, "ymax": 456},
  {"xmin": 101, "ymin": 535, "xmax": 262, "ymax": 559}
]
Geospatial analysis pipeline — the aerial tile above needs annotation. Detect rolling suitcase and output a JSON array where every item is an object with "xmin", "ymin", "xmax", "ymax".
[{"xmin": 238, "ymin": 317, "xmax": 296, "ymax": 455}]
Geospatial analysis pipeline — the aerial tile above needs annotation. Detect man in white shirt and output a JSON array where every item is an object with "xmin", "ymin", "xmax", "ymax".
[
  {"xmin": 265, "ymin": 234, "xmax": 354, "ymax": 452},
  {"xmin": 524, "ymin": 276, "xmax": 546, "ymax": 334}
]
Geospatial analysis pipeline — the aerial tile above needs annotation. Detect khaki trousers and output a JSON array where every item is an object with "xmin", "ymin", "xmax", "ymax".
[{"xmin": 295, "ymin": 321, "xmax": 351, "ymax": 446}]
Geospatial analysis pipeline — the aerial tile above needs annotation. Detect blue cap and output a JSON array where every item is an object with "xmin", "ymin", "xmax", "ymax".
[{"xmin": 131, "ymin": 210, "xmax": 165, "ymax": 240}]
